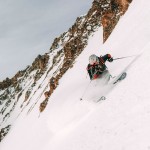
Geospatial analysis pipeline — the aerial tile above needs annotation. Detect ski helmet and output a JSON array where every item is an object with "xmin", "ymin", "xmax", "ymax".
[{"xmin": 89, "ymin": 54, "xmax": 98, "ymax": 65}]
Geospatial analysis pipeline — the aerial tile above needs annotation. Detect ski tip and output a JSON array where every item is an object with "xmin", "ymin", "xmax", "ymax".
[
  {"xmin": 100, "ymin": 96, "xmax": 106, "ymax": 101},
  {"xmin": 120, "ymin": 72, "xmax": 127, "ymax": 80}
]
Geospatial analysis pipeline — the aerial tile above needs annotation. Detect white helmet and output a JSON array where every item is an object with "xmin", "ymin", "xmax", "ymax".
[{"xmin": 89, "ymin": 54, "xmax": 98, "ymax": 65}]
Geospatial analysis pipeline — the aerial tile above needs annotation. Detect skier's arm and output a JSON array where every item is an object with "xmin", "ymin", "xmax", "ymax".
[
  {"xmin": 87, "ymin": 64, "xmax": 93, "ymax": 80},
  {"xmin": 101, "ymin": 54, "xmax": 113, "ymax": 62}
]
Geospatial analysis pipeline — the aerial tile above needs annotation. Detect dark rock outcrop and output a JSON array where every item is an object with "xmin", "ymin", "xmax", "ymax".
[{"xmin": 0, "ymin": 125, "xmax": 11, "ymax": 142}]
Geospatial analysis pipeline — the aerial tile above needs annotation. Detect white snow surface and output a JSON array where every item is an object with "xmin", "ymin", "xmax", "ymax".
[{"xmin": 1, "ymin": 0, "xmax": 150, "ymax": 150}]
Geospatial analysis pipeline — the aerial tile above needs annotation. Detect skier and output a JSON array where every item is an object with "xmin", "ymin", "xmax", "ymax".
[{"xmin": 87, "ymin": 54, "xmax": 113, "ymax": 80}]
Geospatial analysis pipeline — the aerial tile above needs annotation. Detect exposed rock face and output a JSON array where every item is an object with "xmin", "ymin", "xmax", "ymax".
[
  {"xmin": 30, "ymin": 54, "xmax": 49, "ymax": 71},
  {"xmin": 24, "ymin": 90, "xmax": 31, "ymax": 102},
  {"xmin": 39, "ymin": 98, "xmax": 48, "ymax": 112},
  {"xmin": 0, "ymin": 125, "xmax": 11, "ymax": 142},
  {"xmin": 90, "ymin": 0, "xmax": 132, "ymax": 42},
  {"xmin": 0, "ymin": 78, "xmax": 12, "ymax": 90}
]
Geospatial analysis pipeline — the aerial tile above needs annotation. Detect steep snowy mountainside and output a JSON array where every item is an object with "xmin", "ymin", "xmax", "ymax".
[
  {"xmin": 0, "ymin": 27, "xmax": 103, "ymax": 150},
  {"xmin": 1, "ymin": 0, "xmax": 150, "ymax": 149},
  {"xmin": 46, "ymin": 45, "xmax": 150, "ymax": 150},
  {"xmin": 39, "ymin": 1, "xmax": 150, "ymax": 149},
  {"xmin": 0, "ymin": 0, "xmax": 132, "ymax": 141}
]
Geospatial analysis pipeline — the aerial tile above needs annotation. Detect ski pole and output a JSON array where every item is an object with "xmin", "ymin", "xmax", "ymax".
[
  {"xmin": 80, "ymin": 80, "xmax": 92, "ymax": 100},
  {"xmin": 113, "ymin": 54, "xmax": 139, "ymax": 61}
]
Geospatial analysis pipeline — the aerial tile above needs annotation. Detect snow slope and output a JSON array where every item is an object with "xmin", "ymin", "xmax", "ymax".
[{"xmin": 1, "ymin": 0, "xmax": 150, "ymax": 150}]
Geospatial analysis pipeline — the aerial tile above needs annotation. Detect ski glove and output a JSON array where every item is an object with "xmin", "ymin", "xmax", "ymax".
[{"xmin": 108, "ymin": 57, "xmax": 113, "ymax": 62}]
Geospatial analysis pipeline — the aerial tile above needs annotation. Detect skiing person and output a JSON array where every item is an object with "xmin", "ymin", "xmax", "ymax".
[{"xmin": 87, "ymin": 54, "xmax": 113, "ymax": 80}]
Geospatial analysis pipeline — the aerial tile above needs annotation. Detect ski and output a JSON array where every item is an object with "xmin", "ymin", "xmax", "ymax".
[
  {"xmin": 111, "ymin": 72, "xmax": 127, "ymax": 84},
  {"xmin": 96, "ymin": 96, "xmax": 106, "ymax": 102},
  {"xmin": 95, "ymin": 73, "xmax": 127, "ymax": 102}
]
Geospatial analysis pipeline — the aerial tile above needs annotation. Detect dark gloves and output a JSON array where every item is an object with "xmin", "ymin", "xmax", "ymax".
[{"xmin": 108, "ymin": 57, "xmax": 113, "ymax": 62}]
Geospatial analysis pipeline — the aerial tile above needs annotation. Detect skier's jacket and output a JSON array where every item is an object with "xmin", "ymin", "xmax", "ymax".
[{"xmin": 87, "ymin": 54, "xmax": 113, "ymax": 80}]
